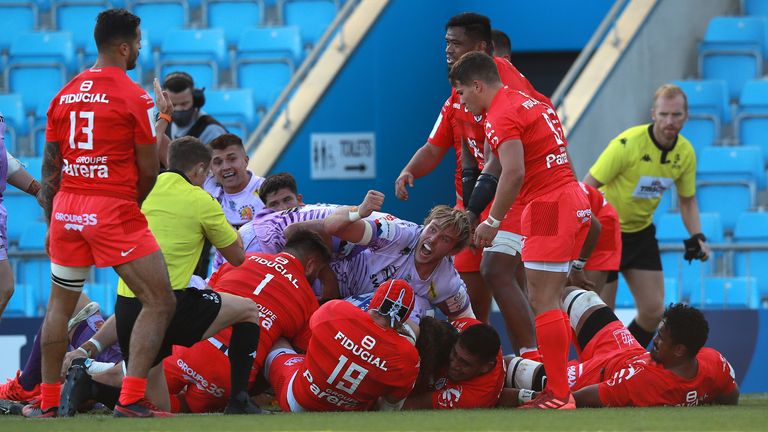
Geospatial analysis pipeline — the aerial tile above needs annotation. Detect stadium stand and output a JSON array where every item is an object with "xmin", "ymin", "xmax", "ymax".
[{"xmin": 675, "ymin": 79, "xmax": 730, "ymax": 152}]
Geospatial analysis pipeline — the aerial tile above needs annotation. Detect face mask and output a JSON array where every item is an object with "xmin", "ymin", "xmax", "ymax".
[{"xmin": 172, "ymin": 109, "xmax": 195, "ymax": 127}]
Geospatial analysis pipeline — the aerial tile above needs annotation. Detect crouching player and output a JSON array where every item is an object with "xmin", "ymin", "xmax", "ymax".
[
  {"xmin": 266, "ymin": 279, "xmax": 420, "ymax": 411},
  {"xmin": 504, "ymin": 287, "xmax": 739, "ymax": 407}
]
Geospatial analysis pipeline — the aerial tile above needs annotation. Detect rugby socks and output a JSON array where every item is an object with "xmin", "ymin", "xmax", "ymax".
[
  {"xmin": 70, "ymin": 314, "xmax": 103, "ymax": 349},
  {"xmin": 18, "ymin": 328, "xmax": 43, "ymax": 391},
  {"xmin": 535, "ymin": 310, "xmax": 570, "ymax": 399},
  {"xmin": 519, "ymin": 347, "xmax": 542, "ymax": 362},
  {"xmin": 628, "ymin": 319, "xmax": 655, "ymax": 348},
  {"xmin": 118, "ymin": 376, "xmax": 147, "ymax": 406},
  {"xmin": 228, "ymin": 322, "xmax": 260, "ymax": 398},
  {"xmin": 40, "ymin": 382, "xmax": 61, "ymax": 411}
]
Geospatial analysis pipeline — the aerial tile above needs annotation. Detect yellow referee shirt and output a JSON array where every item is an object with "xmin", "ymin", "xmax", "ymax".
[
  {"xmin": 117, "ymin": 171, "xmax": 238, "ymax": 297},
  {"xmin": 588, "ymin": 124, "xmax": 697, "ymax": 233}
]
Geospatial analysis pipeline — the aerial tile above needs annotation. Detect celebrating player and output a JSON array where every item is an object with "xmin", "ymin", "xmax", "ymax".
[
  {"xmin": 266, "ymin": 279, "xmax": 420, "ymax": 412},
  {"xmin": 451, "ymin": 51, "xmax": 593, "ymax": 409}
]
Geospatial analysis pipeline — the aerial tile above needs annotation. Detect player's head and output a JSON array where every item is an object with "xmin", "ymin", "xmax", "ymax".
[
  {"xmin": 651, "ymin": 84, "xmax": 688, "ymax": 145},
  {"xmin": 94, "ymin": 9, "xmax": 141, "ymax": 71},
  {"xmin": 415, "ymin": 317, "xmax": 459, "ymax": 390},
  {"xmin": 162, "ymin": 72, "xmax": 206, "ymax": 128},
  {"xmin": 369, "ymin": 279, "xmax": 416, "ymax": 328},
  {"xmin": 210, "ymin": 134, "xmax": 250, "ymax": 194},
  {"xmin": 168, "ymin": 136, "xmax": 212, "ymax": 187},
  {"xmin": 651, "ymin": 303, "xmax": 709, "ymax": 364},
  {"xmin": 448, "ymin": 323, "xmax": 500, "ymax": 382},
  {"xmin": 283, "ymin": 228, "xmax": 332, "ymax": 282},
  {"xmin": 491, "ymin": 29, "xmax": 512, "ymax": 62},
  {"xmin": 444, "ymin": 13, "xmax": 493, "ymax": 69},
  {"xmin": 259, "ymin": 172, "xmax": 303, "ymax": 211},
  {"xmin": 449, "ymin": 51, "xmax": 501, "ymax": 116},
  {"xmin": 416, "ymin": 205, "xmax": 470, "ymax": 265}
]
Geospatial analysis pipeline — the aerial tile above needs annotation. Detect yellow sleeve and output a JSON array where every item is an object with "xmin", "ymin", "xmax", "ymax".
[
  {"xmin": 676, "ymin": 145, "xmax": 697, "ymax": 198},
  {"xmin": 198, "ymin": 193, "xmax": 238, "ymax": 249},
  {"xmin": 588, "ymin": 134, "xmax": 630, "ymax": 186}
]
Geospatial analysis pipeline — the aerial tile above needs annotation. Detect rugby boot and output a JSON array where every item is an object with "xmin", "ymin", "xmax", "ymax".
[
  {"xmin": 21, "ymin": 400, "xmax": 57, "ymax": 418},
  {"xmin": 0, "ymin": 399, "xmax": 25, "ymax": 415},
  {"xmin": 59, "ymin": 358, "xmax": 92, "ymax": 417},
  {"xmin": 224, "ymin": 391, "xmax": 271, "ymax": 415},
  {"xmin": 113, "ymin": 398, "xmax": 173, "ymax": 418},
  {"xmin": 519, "ymin": 389, "xmax": 576, "ymax": 410},
  {"xmin": 67, "ymin": 301, "xmax": 100, "ymax": 332},
  {"xmin": 0, "ymin": 371, "xmax": 40, "ymax": 403}
]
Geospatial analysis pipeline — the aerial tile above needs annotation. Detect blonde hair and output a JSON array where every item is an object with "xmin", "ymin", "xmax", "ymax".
[
  {"xmin": 423, "ymin": 205, "xmax": 471, "ymax": 251},
  {"xmin": 653, "ymin": 84, "xmax": 688, "ymax": 112}
]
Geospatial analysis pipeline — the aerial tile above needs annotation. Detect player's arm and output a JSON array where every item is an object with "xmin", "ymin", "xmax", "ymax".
[
  {"xmin": 572, "ymin": 384, "xmax": 605, "ymax": 407},
  {"xmin": 678, "ymin": 194, "xmax": 710, "ymax": 261},
  {"xmin": 60, "ymin": 314, "xmax": 119, "ymax": 378},
  {"xmin": 323, "ymin": 190, "xmax": 384, "ymax": 244},
  {"xmin": 582, "ymin": 173, "xmax": 604, "ymax": 189},
  {"xmin": 568, "ymin": 215, "xmax": 601, "ymax": 289},
  {"xmin": 473, "ymin": 139, "xmax": 524, "ymax": 247},
  {"xmin": 216, "ymin": 231, "xmax": 245, "ymax": 267},
  {"xmin": 40, "ymin": 142, "xmax": 63, "ymax": 223},
  {"xmin": 465, "ymin": 140, "xmax": 501, "ymax": 226},
  {"xmin": 713, "ymin": 384, "xmax": 740, "ymax": 405},
  {"xmin": 375, "ymin": 394, "xmax": 407, "ymax": 411},
  {"xmin": 496, "ymin": 388, "xmax": 529, "ymax": 408},
  {"xmin": 402, "ymin": 390, "xmax": 435, "ymax": 410},
  {"xmin": 6, "ymin": 151, "xmax": 43, "ymax": 205},
  {"xmin": 395, "ymin": 143, "xmax": 450, "ymax": 200}
]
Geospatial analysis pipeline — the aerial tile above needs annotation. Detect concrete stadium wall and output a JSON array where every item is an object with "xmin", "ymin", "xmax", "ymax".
[
  {"xmin": 266, "ymin": 0, "xmax": 612, "ymax": 223},
  {"xmin": 2, "ymin": 309, "xmax": 767, "ymax": 392},
  {"xmin": 565, "ymin": 0, "xmax": 741, "ymax": 178}
]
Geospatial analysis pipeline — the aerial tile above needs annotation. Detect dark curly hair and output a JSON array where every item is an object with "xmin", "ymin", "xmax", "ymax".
[
  {"xmin": 414, "ymin": 317, "xmax": 458, "ymax": 392},
  {"xmin": 663, "ymin": 303, "xmax": 709, "ymax": 357}
]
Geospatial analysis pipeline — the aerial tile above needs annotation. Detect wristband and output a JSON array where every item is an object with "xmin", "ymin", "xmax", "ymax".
[
  {"xmin": 691, "ymin": 233, "xmax": 707, "ymax": 242},
  {"xmin": 348, "ymin": 210, "xmax": 361, "ymax": 222},
  {"xmin": 76, "ymin": 347, "xmax": 89, "ymax": 357},
  {"xmin": 518, "ymin": 389, "xmax": 536, "ymax": 404},
  {"xmin": 87, "ymin": 338, "xmax": 103, "ymax": 355},
  {"xmin": 157, "ymin": 112, "xmax": 172, "ymax": 123},
  {"xmin": 483, "ymin": 215, "xmax": 501, "ymax": 229},
  {"xmin": 571, "ymin": 258, "xmax": 587, "ymax": 271}
]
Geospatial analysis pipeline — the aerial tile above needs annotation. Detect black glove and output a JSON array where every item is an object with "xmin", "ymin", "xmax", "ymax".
[{"xmin": 683, "ymin": 233, "xmax": 707, "ymax": 263}]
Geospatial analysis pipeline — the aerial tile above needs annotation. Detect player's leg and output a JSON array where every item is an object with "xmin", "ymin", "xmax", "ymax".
[
  {"xmin": 460, "ymin": 271, "xmax": 491, "ymax": 322},
  {"xmin": 265, "ymin": 339, "xmax": 304, "ymax": 413},
  {"xmin": 584, "ymin": 270, "xmax": 609, "ymax": 298},
  {"xmin": 481, "ymin": 232, "xmax": 538, "ymax": 359},
  {"xmin": 624, "ymin": 268, "xmax": 665, "ymax": 347},
  {"xmin": 113, "ymin": 251, "xmax": 175, "ymax": 413},
  {"xmin": 598, "ymin": 273, "xmax": 618, "ymax": 309},
  {"xmin": 0, "ymin": 258, "xmax": 13, "ymax": 319}
]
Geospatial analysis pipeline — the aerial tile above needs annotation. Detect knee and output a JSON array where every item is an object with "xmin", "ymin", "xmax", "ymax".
[
  {"xmin": 0, "ymin": 284, "xmax": 14, "ymax": 302},
  {"xmin": 149, "ymin": 290, "xmax": 176, "ymax": 315},
  {"xmin": 481, "ymin": 259, "xmax": 519, "ymax": 291}
]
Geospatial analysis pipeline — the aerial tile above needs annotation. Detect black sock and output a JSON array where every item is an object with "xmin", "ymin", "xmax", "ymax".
[
  {"xmin": 628, "ymin": 319, "xmax": 656, "ymax": 349},
  {"xmin": 228, "ymin": 322, "xmax": 260, "ymax": 400},
  {"xmin": 91, "ymin": 382, "xmax": 120, "ymax": 409}
]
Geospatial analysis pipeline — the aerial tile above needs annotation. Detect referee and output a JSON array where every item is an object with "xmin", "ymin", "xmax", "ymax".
[{"xmin": 583, "ymin": 84, "xmax": 710, "ymax": 348}]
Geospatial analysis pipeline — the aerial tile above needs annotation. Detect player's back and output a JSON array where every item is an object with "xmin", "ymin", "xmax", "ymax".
[
  {"xmin": 293, "ymin": 300, "xmax": 419, "ymax": 411},
  {"xmin": 253, "ymin": 204, "xmax": 338, "ymax": 253},
  {"xmin": 211, "ymin": 252, "xmax": 319, "ymax": 339},
  {"xmin": 486, "ymin": 88, "xmax": 574, "ymax": 203},
  {"xmin": 46, "ymin": 66, "xmax": 156, "ymax": 200}
]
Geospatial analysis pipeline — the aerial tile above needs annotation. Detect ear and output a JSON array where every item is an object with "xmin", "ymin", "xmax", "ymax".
[
  {"xmin": 477, "ymin": 40, "xmax": 488, "ymax": 53},
  {"xmin": 473, "ymin": 79, "xmax": 483, "ymax": 93},
  {"xmin": 673, "ymin": 343, "xmax": 688, "ymax": 358},
  {"xmin": 297, "ymin": 193, "xmax": 304, "ymax": 205}
]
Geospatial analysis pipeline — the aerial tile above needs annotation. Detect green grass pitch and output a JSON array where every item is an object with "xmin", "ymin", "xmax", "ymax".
[{"xmin": 2, "ymin": 394, "xmax": 766, "ymax": 432}]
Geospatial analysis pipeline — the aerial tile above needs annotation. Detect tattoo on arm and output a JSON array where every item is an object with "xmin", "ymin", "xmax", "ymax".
[{"xmin": 41, "ymin": 142, "xmax": 63, "ymax": 223}]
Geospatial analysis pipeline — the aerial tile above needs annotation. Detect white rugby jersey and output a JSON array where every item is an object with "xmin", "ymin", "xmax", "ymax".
[{"xmin": 204, "ymin": 171, "xmax": 265, "ymax": 228}]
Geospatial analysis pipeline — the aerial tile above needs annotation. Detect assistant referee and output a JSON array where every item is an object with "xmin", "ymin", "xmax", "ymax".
[{"xmin": 583, "ymin": 84, "xmax": 710, "ymax": 348}]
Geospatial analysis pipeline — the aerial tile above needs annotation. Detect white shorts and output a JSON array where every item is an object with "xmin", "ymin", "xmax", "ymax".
[
  {"xmin": 524, "ymin": 261, "xmax": 570, "ymax": 273},
  {"xmin": 485, "ymin": 230, "xmax": 523, "ymax": 256}
]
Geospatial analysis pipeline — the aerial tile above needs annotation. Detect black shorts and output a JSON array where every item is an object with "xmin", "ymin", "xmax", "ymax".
[
  {"xmin": 606, "ymin": 223, "xmax": 662, "ymax": 283},
  {"xmin": 115, "ymin": 288, "xmax": 222, "ymax": 367}
]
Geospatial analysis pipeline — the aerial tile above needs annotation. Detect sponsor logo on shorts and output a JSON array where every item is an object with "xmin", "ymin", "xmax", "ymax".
[
  {"xmin": 567, "ymin": 365, "xmax": 577, "ymax": 388},
  {"xmin": 283, "ymin": 356, "xmax": 304, "ymax": 367},
  {"xmin": 56, "ymin": 212, "xmax": 97, "ymax": 231},
  {"xmin": 120, "ymin": 247, "xmax": 136, "ymax": 257},
  {"xmin": 201, "ymin": 292, "xmax": 220, "ymax": 304},
  {"xmin": 176, "ymin": 358, "xmax": 225, "ymax": 398},
  {"xmin": 612, "ymin": 328, "xmax": 636, "ymax": 349},
  {"xmin": 576, "ymin": 208, "xmax": 592, "ymax": 223}
]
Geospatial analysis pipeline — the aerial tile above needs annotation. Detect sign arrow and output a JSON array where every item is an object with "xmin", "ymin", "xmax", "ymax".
[{"xmin": 344, "ymin": 164, "xmax": 367, "ymax": 172}]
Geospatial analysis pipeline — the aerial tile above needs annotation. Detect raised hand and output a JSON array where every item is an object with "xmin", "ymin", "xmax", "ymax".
[{"xmin": 358, "ymin": 190, "xmax": 385, "ymax": 218}]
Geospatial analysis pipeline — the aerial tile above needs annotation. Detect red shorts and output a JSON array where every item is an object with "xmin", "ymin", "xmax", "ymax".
[
  {"xmin": 49, "ymin": 191, "xmax": 159, "ymax": 267},
  {"xmin": 499, "ymin": 201, "xmax": 524, "ymax": 234},
  {"xmin": 268, "ymin": 353, "xmax": 306, "ymax": 412},
  {"xmin": 454, "ymin": 246, "xmax": 483, "ymax": 272},
  {"xmin": 567, "ymin": 321, "xmax": 645, "ymax": 390},
  {"xmin": 520, "ymin": 183, "xmax": 591, "ymax": 263},
  {"xmin": 585, "ymin": 212, "xmax": 622, "ymax": 271}
]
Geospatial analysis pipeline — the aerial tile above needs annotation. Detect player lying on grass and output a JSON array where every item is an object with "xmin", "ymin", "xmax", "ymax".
[
  {"xmin": 265, "ymin": 279, "xmax": 420, "ymax": 412},
  {"xmin": 503, "ymin": 287, "xmax": 740, "ymax": 407}
]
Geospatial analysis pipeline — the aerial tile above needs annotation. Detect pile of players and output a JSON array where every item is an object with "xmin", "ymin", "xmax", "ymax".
[{"xmin": 0, "ymin": 9, "xmax": 740, "ymax": 417}]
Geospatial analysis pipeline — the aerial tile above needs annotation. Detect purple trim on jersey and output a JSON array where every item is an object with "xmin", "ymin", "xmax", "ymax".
[{"xmin": 0, "ymin": 112, "xmax": 7, "ymax": 199}]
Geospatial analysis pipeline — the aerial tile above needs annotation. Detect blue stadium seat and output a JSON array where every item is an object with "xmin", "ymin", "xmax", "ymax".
[
  {"xmin": 130, "ymin": 0, "xmax": 189, "ymax": 48},
  {"xmin": 735, "ymin": 79, "xmax": 768, "ymax": 156},
  {"xmin": 235, "ymin": 58, "xmax": 293, "ymax": 111},
  {"xmin": 699, "ymin": 16, "xmax": 765, "ymax": 99},
  {"xmin": 18, "ymin": 156, "xmax": 42, "ymax": 180},
  {"xmin": 0, "ymin": 1, "xmax": 39, "ymax": 52},
  {"xmin": 675, "ymin": 79, "xmax": 730, "ymax": 151},
  {"xmin": 4, "ymin": 283, "xmax": 35, "ymax": 317},
  {"xmin": 53, "ymin": 1, "xmax": 109, "ymax": 54},
  {"xmin": 0, "ymin": 93, "xmax": 28, "ymax": 154},
  {"xmin": 615, "ymin": 274, "xmax": 634, "ymax": 308},
  {"xmin": 237, "ymin": 26, "xmax": 302, "ymax": 66},
  {"xmin": 697, "ymin": 146, "xmax": 762, "ymax": 231},
  {"xmin": 4, "ymin": 192, "xmax": 43, "ymax": 244},
  {"xmin": 280, "ymin": 0, "xmax": 337, "ymax": 48},
  {"xmin": 690, "ymin": 276, "xmax": 760, "ymax": 309},
  {"xmin": 745, "ymin": 0, "xmax": 768, "ymax": 18},
  {"xmin": 84, "ymin": 283, "xmax": 115, "ymax": 316},
  {"xmin": 203, "ymin": 0, "xmax": 264, "ymax": 47},
  {"xmin": 94, "ymin": 266, "xmax": 119, "ymax": 287},
  {"xmin": 159, "ymin": 28, "xmax": 227, "ymax": 90},
  {"xmin": 653, "ymin": 184, "xmax": 676, "ymax": 222},
  {"xmin": 656, "ymin": 212, "xmax": 723, "ymax": 299},
  {"xmin": 205, "ymin": 88, "xmax": 256, "ymax": 136},
  {"xmin": 17, "ymin": 220, "xmax": 50, "ymax": 314},
  {"xmin": 6, "ymin": 32, "xmax": 72, "ymax": 115},
  {"xmin": 733, "ymin": 211, "xmax": 768, "ymax": 303}
]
